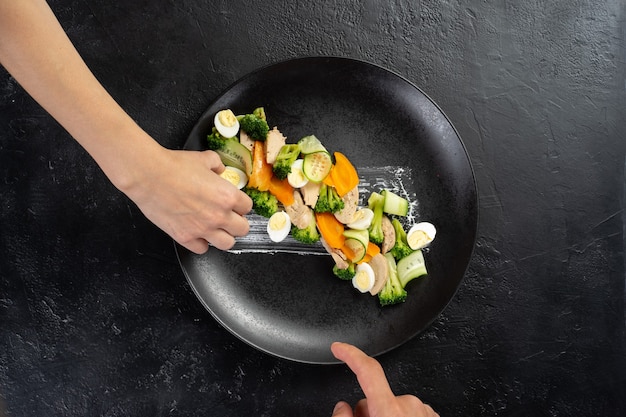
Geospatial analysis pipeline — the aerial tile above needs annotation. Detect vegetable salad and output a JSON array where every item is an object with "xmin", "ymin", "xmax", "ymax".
[{"xmin": 207, "ymin": 107, "xmax": 437, "ymax": 307}]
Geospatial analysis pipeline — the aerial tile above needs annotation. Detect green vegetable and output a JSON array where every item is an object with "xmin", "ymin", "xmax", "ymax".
[
  {"xmin": 206, "ymin": 127, "xmax": 229, "ymax": 151},
  {"xmin": 298, "ymin": 135, "xmax": 327, "ymax": 154},
  {"xmin": 243, "ymin": 187, "xmax": 278, "ymax": 218},
  {"xmin": 397, "ymin": 249, "xmax": 428, "ymax": 288},
  {"xmin": 252, "ymin": 107, "xmax": 266, "ymax": 121},
  {"xmin": 239, "ymin": 113, "xmax": 269, "ymax": 141},
  {"xmin": 367, "ymin": 191, "xmax": 385, "ymax": 245},
  {"xmin": 314, "ymin": 183, "xmax": 345, "ymax": 214},
  {"xmin": 332, "ymin": 263, "xmax": 356, "ymax": 281},
  {"xmin": 290, "ymin": 221, "xmax": 320, "ymax": 244},
  {"xmin": 302, "ymin": 151, "xmax": 332, "ymax": 182},
  {"xmin": 378, "ymin": 252, "xmax": 407, "ymax": 306},
  {"xmin": 381, "ymin": 189, "xmax": 409, "ymax": 216},
  {"xmin": 390, "ymin": 218, "xmax": 414, "ymax": 261},
  {"xmin": 272, "ymin": 144, "xmax": 301, "ymax": 180},
  {"xmin": 215, "ymin": 138, "xmax": 253, "ymax": 176}
]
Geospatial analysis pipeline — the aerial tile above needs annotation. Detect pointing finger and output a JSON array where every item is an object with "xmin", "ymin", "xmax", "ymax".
[{"xmin": 331, "ymin": 342, "xmax": 396, "ymax": 405}]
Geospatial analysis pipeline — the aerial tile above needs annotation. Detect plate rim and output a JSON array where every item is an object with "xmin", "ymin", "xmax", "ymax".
[{"xmin": 176, "ymin": 56, "xmax": 479, "ymax": 364}]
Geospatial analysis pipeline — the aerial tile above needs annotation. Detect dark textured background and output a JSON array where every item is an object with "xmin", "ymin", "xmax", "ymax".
[{"xmin": 1, "ymin": 1, "xmax": 625, "ymax": 416}]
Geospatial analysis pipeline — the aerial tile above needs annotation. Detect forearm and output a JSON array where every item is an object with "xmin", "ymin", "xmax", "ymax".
[
  {"xmin": 0, "ymin": 0, "xmax": 253, "ymax": 254},
  {"xmin": 0, "ymin": 0, "xmax": 160, "ymax": 191}
]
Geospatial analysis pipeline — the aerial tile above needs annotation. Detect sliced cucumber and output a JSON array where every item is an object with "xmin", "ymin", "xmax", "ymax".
[
  {"xmin": 343, "ymin": 238, "xmax": 366, "ymax": 263},
  {"xmin": 343, "ymin": 228, "xmax": 369, "ymax": 248},
  {"xmin": 396, "ymin": 249, "xmax": 427, "ymax": 288},
  {"xmin": 382, "ymin": 189, "xmax": 409, "ymax": 216},
  {"xmin": 298, "ymin": 135, "xmax": 328, "ymax": 154},
  {"xmin": 302, "ymin": 151, "xmax": 332, "ymax": 182},
  {"xmin": 215, "ymin": 138, "xmax": 253, "ymax": 176}
]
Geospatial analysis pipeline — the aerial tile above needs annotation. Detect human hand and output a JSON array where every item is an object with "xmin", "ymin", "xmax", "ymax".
[
  {"xmin": 330, "ymin": 342, "xmax": 439, "ymax": 417},
  {"xmin": 122, "ymin": 147, "xmax": 252, "ymax": 254},
  {"xmin": 0, "ymin": 0, "xmax": 249, "ymax": 255}
]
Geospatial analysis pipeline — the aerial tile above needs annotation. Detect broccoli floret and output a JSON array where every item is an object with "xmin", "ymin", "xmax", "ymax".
[
  {"xmin": 314, "ymin": 183, "xmax": 345, "ymax": 214},
  {"xmin": 332, "ymin": 263, "xmax": 356, "ymax": 281},
  {"xmin": 206, "ymin": 127, "xmax": 229, "ymax": 151},
  {"xmin": 243, "ymin": 187, "xmax": 278, "ymax": 218},
  {"xmin": 272, "ymin": 144, "xmax": 301, "ymax": 179},
  {"xmin": 239, "ymin": 113, "xmax": 269, "ymax": 141},
  {"xmin": 390, "ymin": 218, "xmax": 414, "ymax": 261},
  {"xmin": 253, "ymin": 107, "xmax": 266, "ymax": 121},
  {"xmin": 291, "ymin": 221, "xmax": 320, "ymax": 244},
  {"xmin": 378, "ymin": 252, "xmax": 407, "ymax": 306},
  {"xmin": 367, "ymin": 191, "xmax": 385, "ymax": 245}
]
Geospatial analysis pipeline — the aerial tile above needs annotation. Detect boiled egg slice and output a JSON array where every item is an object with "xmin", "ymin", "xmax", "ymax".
[
  {"xmin": 407, "ymin": 222, "xmax": 437, "ymax": 250},
  {"xmin": 346, "ymin": 208, "xmax": 374, "ymax": 230},
  {"xmin": 287, "ymin": 159, "xmax": 309, "ymax": 188},
  {"xmin": 214, "ymin": 109, "xmax": 240, "ymax": 138},
  {"xmin": 220, "ymin": 166, "xmax": 247, "ymax": 190},
  {"xmin": 267, "ymin": 211, "xmax": 291, "ymax": 243},
  {"xmin": 352, "ymin": 262, "xmax": 375, "ymax": 293}
]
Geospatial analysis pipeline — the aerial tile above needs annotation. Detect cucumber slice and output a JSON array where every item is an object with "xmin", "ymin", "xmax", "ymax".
[
  {"xmin": 396, "ymin": 249, "xmax": 427, "ymax": 288},
  {"xmin": 381, "ymin": 189, "xmax": 409, "ymax": 216},
  {"xmin": 343, "ymin": 238, "xmax": 366, "ymax": 263},
  {"xmin": 343, "ymin": 228, "xmax": 369, "ymax": 248},
  {"xmin": 298, "ymin": 135, "xmax": 327, "ymax": 154},
  {"xmin": 215, "ymin": 138, "xmax": 253, "ymax": 176},
  {"xmin": 302, "ymin": 151, "xmax": 332, "ymax": 182}
]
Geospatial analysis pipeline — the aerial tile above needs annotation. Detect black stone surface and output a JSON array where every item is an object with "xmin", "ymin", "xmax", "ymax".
[{"xmin": 1, "ymin": 1, "xmax": 625, "ymax": 416}]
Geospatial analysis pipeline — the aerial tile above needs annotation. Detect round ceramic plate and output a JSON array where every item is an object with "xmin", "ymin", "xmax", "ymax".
[{"xmin": 176, "ymin": 57, "xmax": 478, "ymax": 364}]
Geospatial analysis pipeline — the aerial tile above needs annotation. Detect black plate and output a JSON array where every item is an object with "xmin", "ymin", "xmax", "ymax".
[{"xmin": 176, "ymin": 57, "xmax": 478, "ymax": 364}]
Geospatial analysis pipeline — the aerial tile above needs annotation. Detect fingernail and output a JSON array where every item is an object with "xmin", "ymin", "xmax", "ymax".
[{"xmin": 332, "ymin": 401, "xmax": 347, "ymax": 415}]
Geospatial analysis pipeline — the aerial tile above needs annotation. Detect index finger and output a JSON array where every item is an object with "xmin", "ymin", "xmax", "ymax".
[{"xmin": 331, "ymin": 342, "xmax": 396, "ymax": 404}]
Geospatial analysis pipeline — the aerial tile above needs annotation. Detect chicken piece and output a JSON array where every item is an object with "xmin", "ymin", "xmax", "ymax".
[
  {"xmin": 368, "ymin": 253, "xmax": 389, "ymax": 295},
  {"xmin": 285, "ymin": 190, "xmax": 314, "ymax": 229},
  {"xmin": 300, "ymin": 181, "xmax": 322, "ymax": 207},
  {"xmin": 265, "ymin": 127, "xmax": 286, "ymax": 165},
  {"xmin": 320, "ymin": 237, "xmax": 349, "ymax": 270},
  {"xmin": 333, "ymin": 186, "xmax": 359, "ymax": 224},
  {"xmin": 239, "ymin": 129, "xmax": 254, "ymax": 151},
  {"xmin": 381, "ymin": 215, "xmax": 395, "ymax": 254}
]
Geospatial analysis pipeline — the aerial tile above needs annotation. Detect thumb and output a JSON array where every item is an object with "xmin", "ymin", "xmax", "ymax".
[{"xmin": 331, "ymin": 401, "xmax": 353, "ymax": 417}]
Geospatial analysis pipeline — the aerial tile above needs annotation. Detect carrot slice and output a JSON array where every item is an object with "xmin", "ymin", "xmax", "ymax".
[
  {"xmin": 269, "ymin": 176, "xmax": 295, "ymax": 206},
  {"xmin": 315, "ymin": 212, "xmax": 345, "ymax": 249},
  {"xmin": 330, "ymin": 152, "xmax": 359, "ymax": 197},
  {"xmin": 323, "ymin": 164, "xmax": 336, "ymax": 187},
  {"xmin": 247, "ymin": 141, "xmax": 273, "ymax": 191}
]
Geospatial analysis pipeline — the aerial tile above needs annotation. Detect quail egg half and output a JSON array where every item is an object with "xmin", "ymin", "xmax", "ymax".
[
  {"xmin": 346, "ymin": 208, "xmax": 374, "ymax": 230},
  {"xmin": 406, "ymin": 222, "xmax": 437, "ymax": 250},
  {"xmin": 214, "ymin": 109, "xmax": 240, "ymax": 138},
  {"xmin": 220, "ymin": 166, "xmax": 247, "ymax": 190},
  {"xmin": 267, "ymin": 211, "xmax": 291, "ymax": 243},
  {"xmin": 287, "ymin": 159, "xmax": 309, "ymax": 188},
  {"xmin": 352, "ymin": 262, "xmax": 375, "ymax": 293}
]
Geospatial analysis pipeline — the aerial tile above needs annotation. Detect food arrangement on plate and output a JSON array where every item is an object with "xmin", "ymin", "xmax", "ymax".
[{"xmin": 207, "ymin": 107, "xmax": 437, "ymax": 307}]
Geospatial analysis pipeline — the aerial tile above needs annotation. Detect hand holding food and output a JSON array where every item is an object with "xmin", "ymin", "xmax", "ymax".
[
  {"xmin": 207, "ymin": 108, "xmax": 438, "ymax": 306},
  {"xmin": 123, "ymin": 146, "xmax": 253, "ymax": 254}
]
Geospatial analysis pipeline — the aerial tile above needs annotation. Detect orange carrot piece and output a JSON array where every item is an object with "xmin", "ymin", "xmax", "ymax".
[
  {"xmin": 323, "ymin": 164, "xmax": 336, "ymax": 187},
  {"xmin": 269, "ymin": 176, "xmax": 295, "ymax": 206},
  {"xmin": 366, "ymin": 241, "xmax": 381, "ymax": 257},
  {"xmin": 247, "ymin": 141, "xmax": 273, "ymax": 191},
  {"xmin": 315, "ymin": 212, "xmax": 345, "ymax": 249},
  {"xmin": 331, "ymin": 152, "xmax": 359, "ymax": 197}
]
